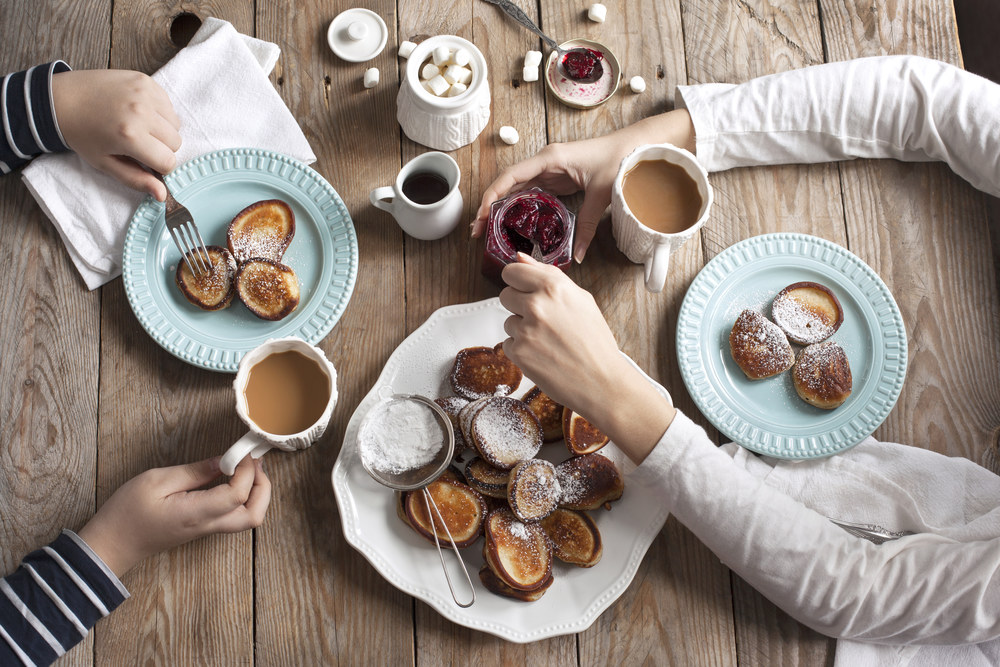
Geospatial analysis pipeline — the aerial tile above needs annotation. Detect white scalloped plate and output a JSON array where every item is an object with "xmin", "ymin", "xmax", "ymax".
[
  {"xmin": 122, "ymin": 148, "xmax": 358, "ymax": 372},
  {"xmin": 331, "ymin": 298, "xmax": 670, "ymax": 642},
  {"xmin": 677, "ymin": 233, "xmax": 907, "ymax": 459}
]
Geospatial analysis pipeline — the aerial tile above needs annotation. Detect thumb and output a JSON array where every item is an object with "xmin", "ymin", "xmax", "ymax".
[
  {"xmin": 162, "ymin": 457, "xmax": 223, "ymax": 493},
  {"xmin": 572, "ymin": 192, "xmax": 610, "ymax": 263}
]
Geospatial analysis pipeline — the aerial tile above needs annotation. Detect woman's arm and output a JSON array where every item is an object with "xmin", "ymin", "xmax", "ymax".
[
  {"xmin": 638, "ymin": 413, "xmax": 1000, "ymax": 645},
  {"xmin": 678, "ymin": 55, "xmax": 1000, "ymax": 196},
  {"xmin": 499, "ymin": 255, "xmax": 1000, "ymax": 646},
  {"xmin": 475, "ymin": 55, "xmax": 1000, "ymax": 259}
]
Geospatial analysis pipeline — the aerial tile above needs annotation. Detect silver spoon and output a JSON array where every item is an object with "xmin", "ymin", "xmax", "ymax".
[{"xmin": 480, "ymin": 0, "xmax": 605, "ymax": 83}]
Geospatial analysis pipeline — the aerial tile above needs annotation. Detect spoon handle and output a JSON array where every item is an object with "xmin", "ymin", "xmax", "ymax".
[{"xmin": 480, "ymin": 0, "xmax": 558, "ymax": 51}]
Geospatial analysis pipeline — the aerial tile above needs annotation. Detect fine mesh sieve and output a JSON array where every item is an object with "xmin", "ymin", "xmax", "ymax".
[{"xmin": 357, "ymin": 391, "xmax": 475, "ymax": 608}]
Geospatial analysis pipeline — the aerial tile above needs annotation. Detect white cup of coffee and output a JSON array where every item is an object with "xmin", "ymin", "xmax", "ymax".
[
  {"xmin": 369, "ymin": 152, "xmax": 463, "ymax": 240},
  {"xmin": 610, "ymin": 143, "xmax": 713, "ymax": 293},
  {"xmin": 220, "ymin": 337, "xmax": 338, "ymax": 475}
]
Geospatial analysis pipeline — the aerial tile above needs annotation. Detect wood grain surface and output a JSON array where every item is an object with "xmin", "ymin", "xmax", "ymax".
[{"xmin": 0, "ymin": 1, "xmax": 995, "ymax": 666}]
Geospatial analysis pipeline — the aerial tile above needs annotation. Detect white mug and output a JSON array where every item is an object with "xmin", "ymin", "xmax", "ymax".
[
  {"xmin": 610, "ymin": 143, "xmax": 713, "ymax": 292},
  {"xmin": 220, "ymin": 337, "xmax": 338, "ymax": 475},
  {"xmin": 369, "ymin": 152, "xmax": 463, "ymax": 240}
]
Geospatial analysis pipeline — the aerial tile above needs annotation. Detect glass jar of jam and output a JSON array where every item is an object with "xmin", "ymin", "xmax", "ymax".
[{"xmin": 481, "ymin": 188, "xmax": 575, "ymax": 285}]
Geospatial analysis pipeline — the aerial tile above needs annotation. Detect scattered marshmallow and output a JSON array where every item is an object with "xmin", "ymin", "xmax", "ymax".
[
  {"xmin": 432, "ymin": 45, "xmax": 451, "ymax": 66},
  {"xmin": 522, "ymin": 65, "xmax": 539, "ymax": 82},
  {"xmin": 524, "ymin": 50, "xmax": 542, "ymax": 68},
  {"xmin": 421, "ymin": 63, "xmax": 441, "ymax": 80},
  {"xmin": 588, "ymin": 3, "xmax": 607, "ymax": 22},
  {"xmin": 426, "ymin": 74, "xmax": 450, "ymax": 96},
  {"xmin": 443, "ymin": 64, "xmax": 473, "ymax": 85},
  {"xmin": 364, "ymin": 67, "xmax": 380, "ymax": 89},
  {"xmin": 446, "ymin": 82, "xmax": 468, "ymax": 97},
  {"xmin": 629, "ymin": 75, "xmax": 646, "ymax": 93},
  {"xmin": 452, "ymin": 48, "xmax": 471, "ymax": 67},
  {"xmin": 499, "ymin": 126, "xmax": 519, "ymax": 145},
  {"xmin": 398, "ymin": 40, "xmax": 416, "ymax": 58}
]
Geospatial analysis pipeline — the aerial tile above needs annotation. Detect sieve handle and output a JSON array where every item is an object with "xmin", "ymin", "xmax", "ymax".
[{"xmin": 422, "ymin": 488, "xmax": 476, "ymax": 608}]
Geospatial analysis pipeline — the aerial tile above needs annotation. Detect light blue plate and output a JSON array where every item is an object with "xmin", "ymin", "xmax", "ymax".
[
  {"xmin": 676, "ymin": 233, "xmax": 907, "ymax": 459},
  {"xmin": 122, "ymin": 148, "xmax": 358, "ymax": 373}
]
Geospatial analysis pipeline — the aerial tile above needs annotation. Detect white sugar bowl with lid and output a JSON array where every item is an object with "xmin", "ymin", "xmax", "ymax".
[{"xmin": 397, "ymin": 35, "xmax": 490, "ymax": 152}]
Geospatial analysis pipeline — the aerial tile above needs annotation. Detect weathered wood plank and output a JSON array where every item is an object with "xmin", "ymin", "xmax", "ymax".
[
  {"xmin": 94, "ymin": 3, "xmax": 257, "ymax": 664},
  {"xmin": 254, "ymin": 0, "xmax": 412, "ymax": 663},
  {"xmin": 819, "ymin": 0, "xmax": 1000, "ymax": 463},
  {"xmin": 680, "ymin": 1, "xmax": 842, "ymax": 664},
  {"xmin": 0, "ymin": 1, "xmax": 110, "ymax": 665},
  {"xmin": 399, "ymin": 0, "xmax": 573, "ymax": 661},
  {"xmin": 531, "ymin": 0, "xmax": 736, "ymax": 663}
]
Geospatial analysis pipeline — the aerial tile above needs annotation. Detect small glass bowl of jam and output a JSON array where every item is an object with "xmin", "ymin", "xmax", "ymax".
[{"xmin": 482, "ymin": 188, "xmax": 575, "ymax": 285}]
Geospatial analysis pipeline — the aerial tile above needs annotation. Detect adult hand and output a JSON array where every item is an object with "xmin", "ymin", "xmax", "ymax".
[
  {"xmin": 77, "ymin": 455, "xmax": 270, "ymax": 577},
  {"xmin": 52, "ymin": 70, "xmax": 181, "ymax": 201},
  {"xmin": 473, "ymin": 109, "xmax": 696, "ymax": 263},
  {"xmin": 499, "ymin": 254, "xmax": 676, "ymax": 463}
]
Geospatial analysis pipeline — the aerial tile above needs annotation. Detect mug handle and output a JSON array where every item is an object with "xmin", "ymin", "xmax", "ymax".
[
  {"xmin": 220, "ymin": 432, "xmax": 273, "ymax": 476},
  {"xmin": 644, "ymin": 240, "xmax": 672, "ymax": 293},
  {"xmin": 369, "ymin": 186, "xmax": 396, "ymax": 213}
]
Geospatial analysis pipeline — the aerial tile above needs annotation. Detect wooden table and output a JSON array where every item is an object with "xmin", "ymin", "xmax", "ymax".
[{"xmin": 2, "ymin": 0, "xmax": 997, "ymax": 664}]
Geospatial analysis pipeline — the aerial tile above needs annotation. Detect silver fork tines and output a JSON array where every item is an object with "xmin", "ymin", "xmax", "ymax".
[{"xmin": 156, "ymin": 172, "xmax": 211, "ymax": 277}]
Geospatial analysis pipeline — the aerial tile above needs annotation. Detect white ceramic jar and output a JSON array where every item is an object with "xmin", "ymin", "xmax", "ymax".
[{"xmin": 397, "ymin": 35, "xmax": 490, "ymax": 151}]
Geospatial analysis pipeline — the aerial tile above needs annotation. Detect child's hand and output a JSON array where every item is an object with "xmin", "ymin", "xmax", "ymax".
[
  {"xmin": 52, "ymin": 70, "xmax": 181, "ymax": 201},
  {"xmin": 77, "ymin": 456, "xmax": 270, "ymax": 577}
]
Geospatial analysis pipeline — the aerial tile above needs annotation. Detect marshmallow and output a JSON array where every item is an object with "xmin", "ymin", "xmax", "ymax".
[
  {"xmin": 588, "ymin": 3, "xmax": 607, "ymax": 22},
  {"xmin": 446, "ymin": 82, "xmax": 468, "ymax": 97},
  {"xmin": 398, "ymin": 40, "xmax": 416, "ymax": 58},
  {"xmin": 629, "ymin": 75, "xmax": 646, "ymax": 93},
  {"xmin": 421, "ymin": 63, "xmax": 440, "ymax": 80},
  {"xmin": 499, "ymin": 126, "xmax": 519, "ymax": 145},
  {"xmin": 453, "ymin": 48, "xmax": 471, "ymax": 67},
  {"xmin": 522, "ymin": 65, "xmax": 539, "ymax": 82},
  {"xmin": 426, "ymin": 74, "xmax": 450, "ymax": 96},
  {"xmin": 443, "ymin": 64, "xmax": 473, "ymax": 86},
  {"xmin": 432, "ymin": 45, "xmax": 451, "ymax": 66},
  {"xmin": 524, "ymin": 50, "xmax": 542, "ymax": 68},
  {"xmin": 363, "ymin": 67, "xmax": 379, "ymax": 89}
]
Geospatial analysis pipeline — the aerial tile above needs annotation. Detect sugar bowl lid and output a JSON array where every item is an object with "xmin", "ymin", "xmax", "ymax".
[{"xmin": 327, "ymin": 8, "xmax": 388, "ymax": 62}]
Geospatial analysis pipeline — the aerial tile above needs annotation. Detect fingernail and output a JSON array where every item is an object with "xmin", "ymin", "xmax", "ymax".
[
  {"xmin": 208, "ymin": 456, "xmax": 222, "ymax": 473},
  {"xmin": 574, "ymin": 245, "xmax": 587, "ymax": 264}
]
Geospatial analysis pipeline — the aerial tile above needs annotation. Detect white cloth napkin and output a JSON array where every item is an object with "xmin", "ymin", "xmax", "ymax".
[
  {"xmin": 724, "ymin": 438, "xmax": 1000, "ymax": 666},
  {"xmin": 21, "ymin": 17, "xmax": 316, "ymax": 290}
]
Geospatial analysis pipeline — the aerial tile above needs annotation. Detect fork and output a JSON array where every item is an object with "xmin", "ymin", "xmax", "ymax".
[
  {"xmin": 828, "ymin": 518, "xmax": 916, "ymax": 545},
  {"xmin": 155, "ymin": 172, "xmax": 211, "ymax": 277}
]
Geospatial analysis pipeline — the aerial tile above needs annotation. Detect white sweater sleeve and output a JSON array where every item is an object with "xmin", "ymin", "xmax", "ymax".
[
  {"xmin": 676, "ymin": 55, "xmax": 1000, "ymax": 197},
  {"xmin": 632, "ymin": 411, "xmax": 1000, "ymax": 645}
]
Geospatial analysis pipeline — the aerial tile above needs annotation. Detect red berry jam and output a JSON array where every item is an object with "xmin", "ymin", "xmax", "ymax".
[
  {"xmin": 482, "ymin": 189, "xmax": 575, "ymax": 285},
  {"xmin": 561, "ymin": 49, "xmax": 604, "ymax": 82}
]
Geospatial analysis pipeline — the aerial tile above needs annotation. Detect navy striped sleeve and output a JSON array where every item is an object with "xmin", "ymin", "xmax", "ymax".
[
  {"xmin": 1, "ymin": 61, "xmax": 72, "ymax": 175},
  {"xmin": 0, "ymin": 530, "xmax": 129, "ymax": 666}
]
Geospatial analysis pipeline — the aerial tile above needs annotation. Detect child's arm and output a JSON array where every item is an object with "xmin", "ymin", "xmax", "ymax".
[
  {"xmin": 0, "ymin": 456, "xmax": 269, "ymax": 666},
  {"xmin": 2, "ymin": 65, "xmax": 181, "ymax": 201}
]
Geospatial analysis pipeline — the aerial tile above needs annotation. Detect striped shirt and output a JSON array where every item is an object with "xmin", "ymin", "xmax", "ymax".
[
  {"xmin": 0, "ymin": 531, "xmax": 129, "ymax": 666},
  {"xmin": 1, "ymin": 62, "xmax": 72, "ymax": 175}
]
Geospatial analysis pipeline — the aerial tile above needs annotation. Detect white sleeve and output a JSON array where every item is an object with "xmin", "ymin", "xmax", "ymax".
[
  {"xmin": 632, "ymin": 410, "xmax": 1000, "ymax": 645},
  {"xmin": 676, "ymin": 55, "xmax": 1000, "ymax": 197}
]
